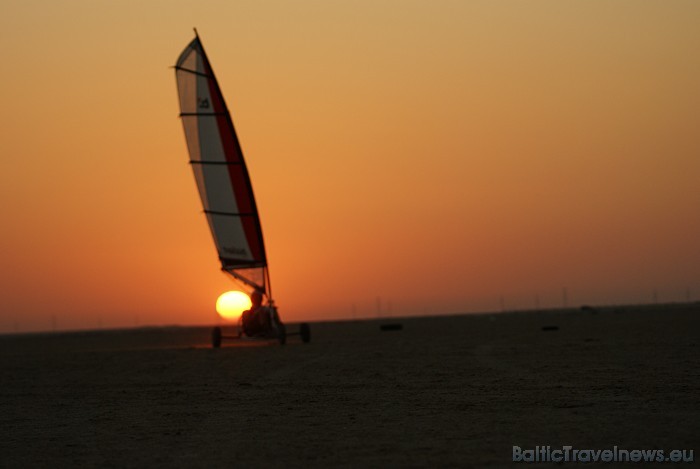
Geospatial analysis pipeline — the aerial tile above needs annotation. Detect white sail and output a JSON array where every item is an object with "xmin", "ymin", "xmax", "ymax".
[{"xmin": 175, "ymin": 33, "xmax": 269, "ymax": 294}]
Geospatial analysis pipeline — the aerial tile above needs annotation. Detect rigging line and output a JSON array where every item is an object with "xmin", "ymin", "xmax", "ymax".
[{"xmin": 224, "ymin": 269, "xmax": 265, "ymax": 290}]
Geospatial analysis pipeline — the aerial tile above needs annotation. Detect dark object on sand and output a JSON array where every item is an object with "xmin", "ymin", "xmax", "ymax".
[
  {"xmin": 541, "ymin": 325, "xmax": 559, "ymax": 331},
  {"xmin": 580, "ymin": 305, "xmax": 598, "ymax": 314},
  {"xmin": 299, "ymin": 323, "xmax": 311, "ymax": 343},
  {"xmin": 380, "ymin": 323, "xmax": 403, "ymax": 331}
]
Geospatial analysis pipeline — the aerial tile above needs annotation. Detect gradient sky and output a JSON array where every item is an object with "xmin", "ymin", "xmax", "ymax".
[{"xmin": 1, "ymin": 1, "xmax": 699, "ymax": 332}]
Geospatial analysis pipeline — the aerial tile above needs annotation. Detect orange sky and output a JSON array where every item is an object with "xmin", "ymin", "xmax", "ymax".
[{"xmin": 1, "ymin": 1, "xmax": 699, "ymax": 332}]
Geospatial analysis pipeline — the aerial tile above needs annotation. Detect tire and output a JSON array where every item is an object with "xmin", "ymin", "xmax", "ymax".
[
  {"xmin": 277, "ymin": 322, "xmax": 287, "ymax": 345},
  {"xmin": 300, "ymin": 323, "xmax": 311, "ymax": 343},
  {"xmin": 212, "ymin": 326, "xmax": 222, "ymax": 348}
]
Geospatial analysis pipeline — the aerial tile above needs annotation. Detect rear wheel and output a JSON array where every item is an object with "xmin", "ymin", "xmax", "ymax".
[
  {"xmin": 277, "ymin": 323, "xmax": 287, "ymax": 345},
  {"xmin": 300, "ymin": 323, "xmax": 311, "ymax": 343},
  {"xmin": 212, "ymin": 326, "xmax": 222, "ymax": 348}
]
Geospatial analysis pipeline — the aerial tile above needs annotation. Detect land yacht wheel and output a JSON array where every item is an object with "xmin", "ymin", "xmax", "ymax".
[
  {"xmin": 212, "ymin": 326, "xmax": 222, "ymax": 348},
  {"xmin": 277, "ymin": 323, "xmax": 287, "ymax": 345}
]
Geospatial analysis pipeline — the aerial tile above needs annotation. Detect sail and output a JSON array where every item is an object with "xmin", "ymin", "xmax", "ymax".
[{"xmin": 175, "ymin": 34, "xmax": 269, "ymax": 294}]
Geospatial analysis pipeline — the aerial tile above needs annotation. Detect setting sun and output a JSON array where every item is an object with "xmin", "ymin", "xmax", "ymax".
[{"xmin": 215, "ymin": 291, "xmax": 252, "ymax": 320}]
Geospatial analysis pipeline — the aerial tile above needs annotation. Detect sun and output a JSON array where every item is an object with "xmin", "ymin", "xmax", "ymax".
[{"xmin": 216, "ymin": 291, "xmax": 252, "ymax": 320}]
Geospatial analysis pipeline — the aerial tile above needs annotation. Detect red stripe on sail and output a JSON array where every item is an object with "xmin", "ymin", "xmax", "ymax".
[{"xmin": 202, "ymin": 58, "xmax": 263, "ymax": 263}]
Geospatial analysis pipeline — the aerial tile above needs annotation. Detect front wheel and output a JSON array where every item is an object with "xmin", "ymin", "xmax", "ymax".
[
  {"xmin": 212, "ymin": 326, "xmax": 222, "ymax": 348},
  {"xmin": 277, "ymin": 322, "xmax": 287, "ymax": 345}
]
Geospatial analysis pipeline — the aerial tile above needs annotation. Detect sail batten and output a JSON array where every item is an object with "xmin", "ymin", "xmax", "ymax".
[
  {"xmin": 174, "ymin": 66, "xmax": 212, "ymax": 78},
  {"xmin": 180, "ymin": 112, "xmax": 227, "ymax": 116},
  {"xmin": 175, "ymin": 35, "xmax": 269, "ymax": 295},
  {"xmin": 190, "ymin": 161, "xmax": 245, "ymax": 165},
  {"xmin": 204, "ymin": 210, "xmax": 257, "ymax": 217}
]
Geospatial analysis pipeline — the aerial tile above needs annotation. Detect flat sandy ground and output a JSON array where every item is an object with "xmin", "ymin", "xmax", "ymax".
[{"xmin": 1, "ymin": 304, "xmax": 698, "ymax": 467}]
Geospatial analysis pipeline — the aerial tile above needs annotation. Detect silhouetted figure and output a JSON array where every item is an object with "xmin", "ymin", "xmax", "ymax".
[{"xmin": 241, "ymin": 289, "xmax": 271, "ymax": 336}]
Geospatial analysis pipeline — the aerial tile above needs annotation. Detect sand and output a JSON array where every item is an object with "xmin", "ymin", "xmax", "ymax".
[{"xmin": 1, "ymin": 304, "xmax": 698, "ymax": 467}]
